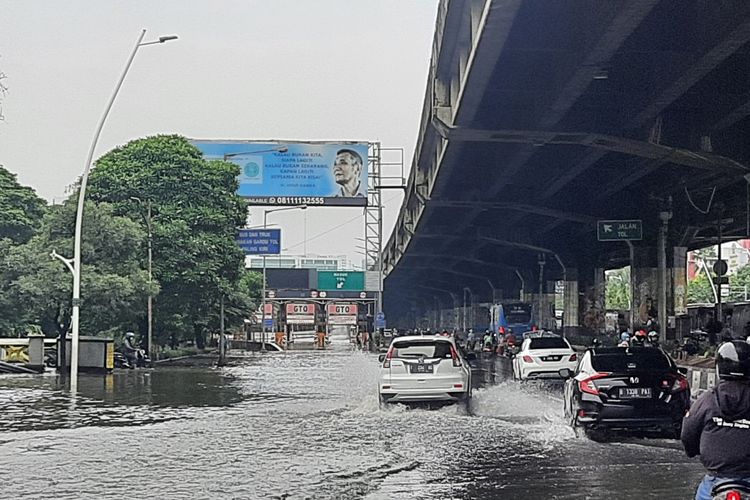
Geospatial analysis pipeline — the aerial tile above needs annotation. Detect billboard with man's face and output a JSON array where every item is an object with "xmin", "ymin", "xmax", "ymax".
[{"xmin": 191, "ymin": 140, "xmax": 369, "ymax": 207}]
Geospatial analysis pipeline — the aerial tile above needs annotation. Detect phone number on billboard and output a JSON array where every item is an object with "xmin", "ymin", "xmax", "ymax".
[{"xmin": 268, "ymin": 197, "xmax": 326, "ymax": 205}]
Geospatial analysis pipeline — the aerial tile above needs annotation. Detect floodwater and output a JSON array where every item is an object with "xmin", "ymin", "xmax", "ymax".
[{"xmin": 0, "ymin": 351, "xmax": 704, "ymax": 499}]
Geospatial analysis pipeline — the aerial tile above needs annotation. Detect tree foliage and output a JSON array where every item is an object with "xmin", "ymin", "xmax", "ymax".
[
  {"xmin": 605, "ymin": 268, "xmax": 630, "ymax": 310},
  {"xmin": 0, "ymin": 201, "xmax": 153, "ymax": 337},
  {"xmin": 0, "ymin": 165, "xmax": 46, "ymax": 243},
  {"xmin": 87, "ymin": 135, "xmax": 249, "ymax": 347}
]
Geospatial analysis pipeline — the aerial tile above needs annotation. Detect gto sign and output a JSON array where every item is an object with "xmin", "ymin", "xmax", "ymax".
[
  {"xmin": 326, "ymin": 303, "xmax": 358, "ymax": 316},
  {"xmin": 285, "ymin": 303, "xmax": 315, "ymax": 324}
]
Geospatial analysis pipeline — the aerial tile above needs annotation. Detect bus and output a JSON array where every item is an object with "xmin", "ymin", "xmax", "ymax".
[{"xmin": 490, "ymin": 302, "xmax": 536, "ymax": 342}]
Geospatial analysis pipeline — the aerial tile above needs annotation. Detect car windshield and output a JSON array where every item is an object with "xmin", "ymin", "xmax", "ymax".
[
  {"xmin": 392, "ymin": 340, "xmax": 452, "ymax": 359},
  {"xmin": 529, "ymin": 337, "xmax": 569, "ymax": 350},
  {"xmin": 591, "ymin": 348, "xmax": 672, "ymax": 372}
]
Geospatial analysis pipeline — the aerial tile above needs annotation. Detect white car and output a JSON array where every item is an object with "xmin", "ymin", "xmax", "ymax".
[
  {"xmin": 512, "ymin": 335, "xmax": 578, "ymax": 381},
  {"xmin": 378, "ymin": 335, "xmax": 472, "ymax": 407}
]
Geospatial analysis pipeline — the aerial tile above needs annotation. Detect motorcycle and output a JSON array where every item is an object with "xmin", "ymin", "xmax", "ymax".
[
  {"xmin": 710, "ymin": 479, "xmax": 750, "ymax": 500},
  {"xmin": 115, "ymin": 348, "xmax": 152, "ymax": 369}
]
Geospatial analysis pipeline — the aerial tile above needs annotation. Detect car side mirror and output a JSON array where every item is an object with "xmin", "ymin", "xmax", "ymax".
[
  {"xmin": 378, "ymin": 354, "xmax": 386, "ymax": 363},
  {"xmin": 558, "ymin": 368, "xmax": 574, "ymax": 379},
  {"xmin": 465, "ymin": 352, "xmax": 477, "ymax": 361},
  {"xmin": 678, "ymin": 366, "xmax": 688, "ymax": 375}
]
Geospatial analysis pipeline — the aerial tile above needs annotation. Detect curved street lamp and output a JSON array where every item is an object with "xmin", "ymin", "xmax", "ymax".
[{"xmin": 68, "ymin": 29, "xmax": 177, "ymax": 392}]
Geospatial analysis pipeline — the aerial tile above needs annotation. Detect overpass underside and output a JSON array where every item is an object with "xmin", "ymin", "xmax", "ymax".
[{"xmin": 383, "ymin": 0, "xmax": 750, "ymax": 336}]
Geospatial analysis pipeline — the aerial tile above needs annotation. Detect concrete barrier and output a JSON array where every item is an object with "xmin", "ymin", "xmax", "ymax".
[{"xmin": 679, "ymin": 364, "xmax": 716, "ymax": 400}]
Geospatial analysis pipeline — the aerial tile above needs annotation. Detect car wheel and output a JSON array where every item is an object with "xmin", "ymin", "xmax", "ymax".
[
  {"xmin": 584, "ymin": 427, "xmax": 608, "ymax": 443},
  {"xmin": 664, "ymin": 422, "xmax": 681, "ymax": 440}
]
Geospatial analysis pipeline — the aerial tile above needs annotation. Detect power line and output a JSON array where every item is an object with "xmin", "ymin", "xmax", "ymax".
[{"xmin": 283, "ymin": 193, "xmax": 403, "ymax": 252}]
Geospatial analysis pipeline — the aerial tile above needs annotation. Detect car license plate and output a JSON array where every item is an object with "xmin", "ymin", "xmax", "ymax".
[
  {"xmin": 411, "ymin": 364, "xmax": 433, "ymax": 374},
  {"xmin": 618, "ymin": 387, "xmax": 652, "ymax": 399},
  {"xmin": 542, "ymin": 356, "xmax": 561, "ymax": 362}
]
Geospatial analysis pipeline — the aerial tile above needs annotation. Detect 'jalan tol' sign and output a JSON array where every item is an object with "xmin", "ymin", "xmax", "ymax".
[{"xmin": 597, "ymin": 220, "xmax": 643, "ymax": 242}]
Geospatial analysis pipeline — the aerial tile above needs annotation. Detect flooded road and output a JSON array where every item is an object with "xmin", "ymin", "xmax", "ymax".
[{"xmin": 0, "ymin": 351, "xmax": 703, "ymax": 499}]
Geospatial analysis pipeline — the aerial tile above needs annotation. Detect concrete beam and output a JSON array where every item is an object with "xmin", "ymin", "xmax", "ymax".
[{"xmin": 432, "ymin": 119, "xmax": 750, "ymax": 174}]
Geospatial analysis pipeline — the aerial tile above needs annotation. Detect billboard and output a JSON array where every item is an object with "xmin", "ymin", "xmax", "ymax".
[
  {"xmin": 237, "ymin": 229, "xmax": 281, "ymax": 254},
  {"xmin": 191, "ymin": 140, "xmax": 369, "ymax": 207}
]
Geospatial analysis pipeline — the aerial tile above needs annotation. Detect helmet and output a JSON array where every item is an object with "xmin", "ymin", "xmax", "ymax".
[
  {"xmin": 592, "ymin": 338, "xmax": 601, "ymax": 347},
  {"xmin": 125, "ymin": 332, "xmax": 135, "ymax": 339},
  {"xmin": 716, "ymin": 340, "xmax": 750, "ymax": 381},
  {"xmin": 648, "ymin": 331, "xmax": 659, "ymax": 343},
  {"xmin": 620, "ymin": 332, "xmax": 631, "ymax": 342}
]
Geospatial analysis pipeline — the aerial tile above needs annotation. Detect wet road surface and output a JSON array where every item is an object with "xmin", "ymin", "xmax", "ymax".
[{"xmin": 0, "ymin": 351, "xmax": 704, "ymax": 499}]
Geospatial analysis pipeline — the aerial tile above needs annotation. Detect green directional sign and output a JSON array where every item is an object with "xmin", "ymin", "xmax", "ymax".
[
  {"xmin": 597, "ymin": 220, "xmax": 643, "ymax": 241},
  {"xmin": 318, "ymin": 271, "xmax": 365, "ymax": 291}
]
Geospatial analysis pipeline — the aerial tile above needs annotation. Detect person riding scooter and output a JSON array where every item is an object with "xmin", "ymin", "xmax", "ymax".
[
  {"xmin": 122, "ymin": 332, "xmax": 140, "ymax": 368},
  {"xmin": 681, "ymin": 340, "xmax": 750, "ymax": 500}
]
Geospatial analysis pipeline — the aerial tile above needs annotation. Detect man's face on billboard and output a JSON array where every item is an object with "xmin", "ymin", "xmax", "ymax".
[{"xmin": 333, "ymin": 152, "xmax": 361, "ymax": 185}]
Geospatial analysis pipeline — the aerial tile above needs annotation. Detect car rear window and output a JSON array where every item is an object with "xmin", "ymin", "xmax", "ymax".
[
  {"xmin": 392, "ymin": 340, "xmax": 452, "ymax": 359},
  {"xmin": 529, "ymin": 337, "xmax": 569, "ymax": 350},
  {"xmin": 591, "ymin": 348, "xmax": 671, "ymax": 372}
]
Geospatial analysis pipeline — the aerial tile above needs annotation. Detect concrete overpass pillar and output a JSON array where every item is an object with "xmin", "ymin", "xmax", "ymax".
[
  {"xmin": 632, "ymin": 244, "xmax": 687, "ymax": 339},
  {"xmin": 580, "ymin": 267, "xmax": 606, "ymax": 336},
  {"xmin": 632, "ymin": 245, "xmax": 658, "ymax": 330},
  {"xmin": 563, "ymin": 268, "xmax": 579, "ymax": 337}
]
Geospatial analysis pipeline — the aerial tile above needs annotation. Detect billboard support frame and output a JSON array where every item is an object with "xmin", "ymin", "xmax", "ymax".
[{"xmin": 365, "ymin": 143, "xmax": 384, "ymax": 325}]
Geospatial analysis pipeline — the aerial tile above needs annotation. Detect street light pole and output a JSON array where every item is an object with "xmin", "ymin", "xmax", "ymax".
[
  {"xmin": 69, "ymin": 30, "xmax": 177, "ymax": 391},
  {"xmin": 262, "ymin": 205, "xmax": 307, "ymax": 349},
  {"xmin": 131, "ymin": 197, "xmax": 153, "ymax": 360}
]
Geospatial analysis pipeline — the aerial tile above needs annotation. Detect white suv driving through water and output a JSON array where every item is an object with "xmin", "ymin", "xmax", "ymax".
[{"xmin": 378, "ymin": 335, "xmax": 472, "ymax": 408}]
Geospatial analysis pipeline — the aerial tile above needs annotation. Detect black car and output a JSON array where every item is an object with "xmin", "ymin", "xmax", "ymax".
[{"xmin": 561, "ymin": 346, "xmax": 690, "ymax": 440}]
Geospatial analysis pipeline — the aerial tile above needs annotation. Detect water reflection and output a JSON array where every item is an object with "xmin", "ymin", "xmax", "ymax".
[
  {"xmin": 0, "ymin": 352, "xmax": 705, "ymax": 499},
  {"xmin": 0, "ymin": 367, "xmax": 242, "ymax": 432}
]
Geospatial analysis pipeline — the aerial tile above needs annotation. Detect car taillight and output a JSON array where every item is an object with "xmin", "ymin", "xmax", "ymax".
[
  {"xmin": 579, "ymin": 373, "xmax": 610, "ymax": 396},
  {"xmin": 383, "ymin": 347, "xmax": 393, "ymax": 368},
  {"xmin": 450, "ymin": 345, "xmax": 462, "ymax": 367},
  {"xmin": 672, "ymin": 374, "xmax": 689, "ymax": 393},
  {"xmin": 522, "ymin": 355, "xmax": 534, "ymax": 363},
  {"xmin": 499, "ymin": 326, "xmax": 505, "ymax": 334},
  {"xmin": 569, "ymin": 353, "xmax": 577, "ymax": 362}
]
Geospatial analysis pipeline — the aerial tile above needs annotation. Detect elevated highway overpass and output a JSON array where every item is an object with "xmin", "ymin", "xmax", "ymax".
[{"xmin": 383, "ymin": 0, "xmax": 750, "ymax": 336}]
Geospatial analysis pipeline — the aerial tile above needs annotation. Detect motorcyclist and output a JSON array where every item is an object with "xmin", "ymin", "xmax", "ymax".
[
  {"xmin": 122, "ymin": 332, "xmax": 139, "ymax": 368},
  {"xmin": 681, "ymin": 340, "xmax": 750, "ymax": 500},
  {"xmin": 647, "ymin": 331, "xmax": 660, "ymax": 348},
  {"xmin": 617, "ymin": 332, "xmax": 631, "ymax": 348},
  {"xmin": 483, "ymin": 330, "xmax": 493, "ymax": 350},
  {"xmin": 631, "ymin": 329, "xmax": 647, "ymax": 347}
]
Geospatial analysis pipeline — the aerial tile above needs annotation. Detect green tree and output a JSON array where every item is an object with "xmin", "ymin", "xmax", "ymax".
[
  {"xmin": 687, "ymin": 273, "xmax": 716, "ymax": 304},
  {"xmin": 87, "ymin": 135, "xmax": 248, "ymax": 348},
  {"xmin": 0, "ymin": 165, "xmax": 46, "ymax": 243},
  {"xmin": 0, "ymin": 201, "xmax": 154, "ymax": 337},
  {"xmin": 605, "ymin": 268, "xmax": 630, "ymax": 310}
]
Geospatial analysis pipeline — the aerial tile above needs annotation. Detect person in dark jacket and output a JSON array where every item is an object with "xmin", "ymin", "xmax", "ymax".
[{"xmin": 681, "ymin": 340, "xmax": 750, "ymax": 500}]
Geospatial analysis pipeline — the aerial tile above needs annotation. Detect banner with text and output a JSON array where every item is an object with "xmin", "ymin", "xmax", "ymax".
[{"xmin": 191, "ymin": 140, "xmax": 369, "ymax": 207}]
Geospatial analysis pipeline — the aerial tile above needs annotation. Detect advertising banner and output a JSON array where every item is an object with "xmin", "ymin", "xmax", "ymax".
[
  {"xmin": 237, "ymin": 229, "xmax": 281, "ymax": 254},
  {"xmin": 191, "ymin": 140, "xmax": 369, "ymax": 207}
]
